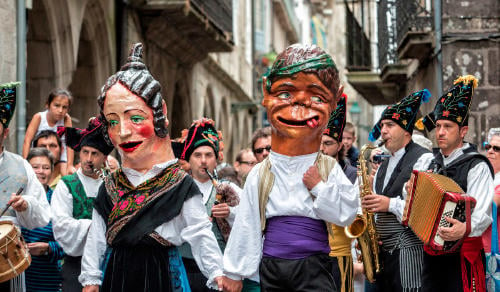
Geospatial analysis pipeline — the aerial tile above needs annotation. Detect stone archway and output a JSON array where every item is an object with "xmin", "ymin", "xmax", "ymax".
[
  {"xmin": 26, "ymin": 0, "xmax": 74, "ymax": 121},
  {"xmin": 203, "ymin": 86, "xmax": 216, "ymax": 120},
  {"xmin": 68, "ymin": 0, "xmax": 113, "ymax": 128},
  {"xmin": 219, "ymin": 97, "xmax": 233, "ymax": 160},
  {"xmin": 26, "ymin": 0, "xmax": 113, "ymax": 128}
]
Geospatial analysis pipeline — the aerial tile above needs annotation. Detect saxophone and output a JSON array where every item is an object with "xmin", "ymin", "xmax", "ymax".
[{"xmin": 344, "ymin": 144, "xmax": 381, "ymax": 283}]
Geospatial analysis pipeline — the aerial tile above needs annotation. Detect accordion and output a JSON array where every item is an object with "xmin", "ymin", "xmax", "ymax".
[{"xmin": 402, "ymin": 170, "xmax": 476, "ymax": 253}]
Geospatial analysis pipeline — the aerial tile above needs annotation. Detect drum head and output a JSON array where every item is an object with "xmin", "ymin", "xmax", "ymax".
[{"xmin": 0, "ymin": 222, "xmax": 14, "ymax": 238}]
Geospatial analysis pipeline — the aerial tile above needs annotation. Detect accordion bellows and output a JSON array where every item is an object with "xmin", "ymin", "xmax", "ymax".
[{"xmin": 403, "ymin": 171, "xmax": 476, "ymax": 253}]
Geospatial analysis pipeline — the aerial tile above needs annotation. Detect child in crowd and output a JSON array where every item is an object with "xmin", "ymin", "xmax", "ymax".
[{"xmin": 23, "ymin": 89, "xmax": 74, "ymax": 175}]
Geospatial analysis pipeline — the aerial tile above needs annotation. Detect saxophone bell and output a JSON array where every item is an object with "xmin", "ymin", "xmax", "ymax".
[{"xmin": 345, "ymin": 215, "xmax": 367, "ymax": 238}]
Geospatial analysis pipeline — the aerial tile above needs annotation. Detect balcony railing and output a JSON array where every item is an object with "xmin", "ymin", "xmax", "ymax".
[
  {"xmin": 346, "ymin": 2, "xmax": 371, "ymax": 71},
  {"xmin": 378, "ymin": 0, "xmax": 398, "ymax": 70},
  {"xmin": 395, "ymin": 0, "xmax": 433, "ymax": 46},
  {"xmin": 191, "ymin": 0, "xmax": 232, "ymax": 36}
]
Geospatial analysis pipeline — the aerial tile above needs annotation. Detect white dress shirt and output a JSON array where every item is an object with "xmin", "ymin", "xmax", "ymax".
[
  {"xmin": 407, "ymin": 143, "xmax": 494, "ymax": 237},
  {"xmin": 223, "ymin": 151, "xmax": 359, "ymax": 282},
  {"xmin": 0, "ymin": 150, "xmax": 51, "ymax": 229},
  {"xmin": 372, "ymin": 146, "xmax": 434, "ymax": 221},
  {"xmin": 79, "ymin": 159, "xmax": 224, "ymax": 287},
  {"xmin": 51, "ymin": 168, "xmax": 102, "ymax": 257}
]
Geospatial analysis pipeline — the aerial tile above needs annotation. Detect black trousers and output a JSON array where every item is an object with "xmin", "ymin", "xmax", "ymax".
[
  {"xmin": 182, "ymin": 257, "xmax": 218, "ymax": 292},
  {"xmin": 259, "ymin": 254, "xmax": 336, "ymax": 292},
  {"xmin": 62, "ymin": 256, "xmax": 83, "ymax": 292},
  {"xmin": 374, "ymin": 249, "xmax": 411, "ymax": 292},
  {"xmin": 0, "ymin": 279, "xmax": 10, "ymax": 291},
  {"xmin": 421, "ymin": 250, "xmax": 485, "ymax": 292}
]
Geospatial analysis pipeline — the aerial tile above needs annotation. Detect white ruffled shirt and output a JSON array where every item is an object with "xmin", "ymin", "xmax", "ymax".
[
  {"xmin": 79, "ymin": 159, "xmax": 223, "ymax": 287},
  {"xmin": 0, "ymin": 150, "xmax": 51, "ymax": 229},
  {"xmin": 51, "ymin": 168, "xmax": 102, "ymax": 257},
  {"xmin": 223, "ymin": 151, "xmax": 359, "ymax": 282}
]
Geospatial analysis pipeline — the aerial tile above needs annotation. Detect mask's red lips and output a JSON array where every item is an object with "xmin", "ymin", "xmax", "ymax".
[
  {"xmin": 119, "ymin": 141, "xmax": 142, "ymax": 152},
  {"xmin": 277, "ymin": 116, "xmax": 319, "ymax": 128}
]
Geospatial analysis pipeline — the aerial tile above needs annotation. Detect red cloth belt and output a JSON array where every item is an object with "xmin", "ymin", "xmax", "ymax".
[{"xmin": 461, "ymin": 237, "xmax": 485, "ymax": 292}]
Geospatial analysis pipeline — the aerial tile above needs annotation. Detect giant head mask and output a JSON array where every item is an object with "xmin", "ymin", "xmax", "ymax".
[
  {"xmin": 98, "ymin": 43, "xmax": 173, "ymax": 170},
  {"xmin": 262, "ymin": 44, "xmax": 342, "ymax": 156}
]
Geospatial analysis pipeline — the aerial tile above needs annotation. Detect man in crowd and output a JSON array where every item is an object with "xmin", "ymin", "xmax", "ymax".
[
  {"xmin": 343, "ymin": 122, "xmax": 359, "ymax": 167},
  {"xmin": 178, "ymin": 118, "xmax": 241, "ymax": 291},
  {"xmin": 321, "ymin": 93, "xmax": 357, "ymax": 292},
  {"xmin": 33, "ymin": 130, "xmax": 64, "ymax": 188},
  {"xmin": 420, "ymin": 75, "xmax": 494, "ymax": 292},
  {"xmin": 0, "ymin": 82, "xmax": 51, "ymax": 291},
  {"xmin": 251, "ymin": 127, "xmax": 271, "ymax": 163},
  {"xmin": 222, "ymin": 44, "xmax": 358, "ymax": 292},
  {"xmin": 362, "ymin": 89, "xmax": 433, "ymax": 291},
  {"xmin": 233, "ymin": 148, "xmax": 257, "ymax": 186},
  {"xmin": 321, "ymin": 94, "xmax": 357, "ymax": 184},
  {"xmin": 51, "ymin": 118, "xmax": 113, "ymax": 291}
]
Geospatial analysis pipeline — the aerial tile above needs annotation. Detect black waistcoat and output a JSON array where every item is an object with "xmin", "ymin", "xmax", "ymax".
[
  {"xmin": 375, "ymin": 141, "xmax": 430, "ymax": 198},
  {"xmin": 427, "ymin": 143, "xmax": 493, "ymax": 192},
  {"xmin": 374, "ymin": 141, "xmax": 430, "ymax": 249}
]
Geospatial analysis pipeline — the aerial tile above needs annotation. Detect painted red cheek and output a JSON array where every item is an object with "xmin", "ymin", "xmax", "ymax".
[{"xmin": 137, "ymin": 123, "xmax": 154, "ymax": 138}]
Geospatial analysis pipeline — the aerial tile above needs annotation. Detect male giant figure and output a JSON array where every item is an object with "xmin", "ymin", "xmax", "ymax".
[{"xmin": 223, "ymin": 44, "xmax": 359, "ymax": 292}]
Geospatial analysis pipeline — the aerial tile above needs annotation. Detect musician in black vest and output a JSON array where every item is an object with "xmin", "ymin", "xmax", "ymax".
[
  {"xmin": 362, "ymin": 89, "xmax": 433, "ymax": 292},
  {"xmin": 420, "ymin": 75, "xmax": 494, "ymax": 292}
]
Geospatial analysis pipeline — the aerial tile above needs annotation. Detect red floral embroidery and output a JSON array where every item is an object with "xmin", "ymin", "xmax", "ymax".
[
  {"xmin": 135, "ymin": 195, "xmax": 145, "ymax": 204},
  {"xmin": 443, "ymin": 110, "xmax": 450, "ymax": 117},
  {"xmin": 119, "ymin": 201, "xmax": 129, "ymax": 210},
  {"xmin": 441, "ymin": 98, "xmax": 445, "ymax": 102},
  {"xmin": 392, "ymin": 113, "xmax": 400, "ymax": 120}
]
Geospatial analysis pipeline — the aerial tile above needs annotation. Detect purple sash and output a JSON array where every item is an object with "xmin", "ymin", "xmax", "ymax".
[{"xmin": 263, "ymin": 216, "xmax": 330, "ymax": 259}]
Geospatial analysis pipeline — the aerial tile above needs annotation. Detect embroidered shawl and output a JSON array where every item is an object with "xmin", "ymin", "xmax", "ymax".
[{"xmin": 94, "ymin": 163, "xmax": 199, "ymax": 246}]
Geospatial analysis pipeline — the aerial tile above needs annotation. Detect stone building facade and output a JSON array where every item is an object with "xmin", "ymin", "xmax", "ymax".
[
  {"xmin": 346, "ymin": 0, "xmax": 499, "ymax": 147},
  {"xmin": 1, "ymin": 0, "xmax": 258, "ymax": 162}
]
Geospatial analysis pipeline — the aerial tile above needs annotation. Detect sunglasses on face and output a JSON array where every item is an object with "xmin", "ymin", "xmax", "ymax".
[
  {"xmin": 254, "ymin": 145, "xmax": 271, "ymax": 154},
  {"xmin": 485, "ymin": 143, "xmax": 500, "ymax": 152},
  {"xmin": 239, "ymin": 161, "xmax": 256, "ymax": 166}
]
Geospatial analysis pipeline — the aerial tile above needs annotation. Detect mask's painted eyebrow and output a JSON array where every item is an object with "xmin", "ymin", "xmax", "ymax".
[
  {"xmin": 307, "ymin": 84, "xmax": 329, "ymax": 96},
  {"xmin": 273, "ymin": 82, "xmax": 296, "ymax": 91}
]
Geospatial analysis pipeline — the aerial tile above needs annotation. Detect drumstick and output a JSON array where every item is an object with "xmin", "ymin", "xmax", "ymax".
[
  {"xmin": 0, "ymin": 176, "xmax": 10, "ymax": 185},
  {"xmin": 0, "ymin": 187, "xmax": 24, "ymax": 217}
]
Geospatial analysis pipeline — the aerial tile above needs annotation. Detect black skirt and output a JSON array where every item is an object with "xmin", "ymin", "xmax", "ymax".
[{"xmin": 102, "ymin": 239, "xmax": 179, "ymax": 292}]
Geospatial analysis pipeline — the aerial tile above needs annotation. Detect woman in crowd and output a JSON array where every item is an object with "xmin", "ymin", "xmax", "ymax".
[{"xmin": 22, "ymin": 147, "xmax": 65, "ymax": 292}]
